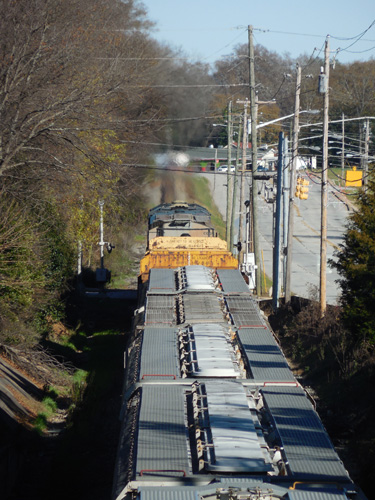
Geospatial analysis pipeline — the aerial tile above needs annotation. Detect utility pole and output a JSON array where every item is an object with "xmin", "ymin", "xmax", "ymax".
[
  {"xmin": 272, "ymin": 132, "xmax": 284, "ymax": 310},
  {"xmin": 237, "ymin": 99, "xmax": 249, "ymax": 264},
  {"xmin": 285, "ymin": 64, "xmax": 301, "ymax": 304},
  {"xmin": 248, "ymin": 25, "xmax": 260, "ymax": 295},
  {"xmin": 226, "ymin": 100, "xmax": 233, "ymax": 246},
  {"xmin": 363, "ymin": 117, "xmax": 369, "ymax": 190},
  {"xmin": 320, "ymin": 37, "xmax": 330, "ymax": 317},
  {"xmin": 341, "ymin": 112, "xmax": 345, "ymax": 187},
  {"xmin": 230, "ymin": 120, "xmax": 242, "ymax": 254},
  {"xmin": 282, "ymin": 136, "xmax": 289, "ymax": 294}
]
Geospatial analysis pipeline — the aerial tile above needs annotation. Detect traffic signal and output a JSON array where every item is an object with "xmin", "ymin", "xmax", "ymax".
[
  {"xmin": 295, "ymin": 178, "xmax": 301, "ymax": 199},
  {"xmin": 233, "ymin": 241, "xmax": 242, "ymax": 252},
  {"xmin": 295, "ymin": 176, "xmax": 309, "ymax": 200}
]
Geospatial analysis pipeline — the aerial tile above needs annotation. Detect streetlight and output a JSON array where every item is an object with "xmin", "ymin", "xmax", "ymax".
[{"xmin": 256, "ymin": 109, "xmax": 319, "ymax": 130}]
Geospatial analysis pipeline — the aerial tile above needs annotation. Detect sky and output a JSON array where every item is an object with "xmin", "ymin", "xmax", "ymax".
[{"xmin": 141, "ymin": 0, "xmax": 375, "ymax": 66}]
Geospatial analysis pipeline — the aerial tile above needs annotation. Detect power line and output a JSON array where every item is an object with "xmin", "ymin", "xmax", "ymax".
[
  {"xmin": 125, "ymin": 83, "xmax": 249, "ymax": 88},
  {"xmin": 335, "ymin": 19, "xmax": 375, "ymax": 54}
]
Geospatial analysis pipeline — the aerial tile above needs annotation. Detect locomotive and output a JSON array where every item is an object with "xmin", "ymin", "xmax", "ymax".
[{"xmin": 112, "ymin": 202, "xmax": 365, "ymax": 500}]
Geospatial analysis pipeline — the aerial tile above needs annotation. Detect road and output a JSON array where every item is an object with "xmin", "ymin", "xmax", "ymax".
[{"xmin": 203, "ymin": 170, "xmax": 352, "ymax": 305}]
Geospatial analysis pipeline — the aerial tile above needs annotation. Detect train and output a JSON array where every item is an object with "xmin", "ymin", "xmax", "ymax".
[{"xmin": 112, "ymin": 201, "xmax": 365, "ymax": 500}]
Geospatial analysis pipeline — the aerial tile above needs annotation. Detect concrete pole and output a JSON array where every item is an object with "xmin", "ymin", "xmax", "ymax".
[
  {"xmin": 285, "ymin": 64, "xmax": 301, "ymax": 303},
  {"xmin": 230, "ymin": 120, "xmax": 242, "ymax": 254},
  {"xmin": 272, "ymin": 132, "xmax": 284, "ymax": 310},
  {"xmin": 364, "ymin": 117, "xmax": 369, "ymax": 190},
  {"xmin": 282, "ymin": 136, "xmax": 289, "ymax": 294},
  {"xmin": 341, "ymin": 113, "xmax": 345, "ymax": 187},
  {"xmin": 320, "ymin": 37, "xmax": 330, "ymax": 317}
]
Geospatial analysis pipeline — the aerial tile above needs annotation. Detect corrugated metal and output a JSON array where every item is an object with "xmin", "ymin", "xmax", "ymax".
[
  {"xmin": 187, "ymin": 324, "xmax": 239, "ymax": 377},
  {"xmin": 139, "ymin": 490, "xmax": 198, "ymax": 500},
  {"xmin": 183, "ymin": 265, "xmax": 216, "ymax": 291},
  {"xmin": 230, "ymin": 311, "xmax": 265, "ymax": 328},
  {"xmin": 217, "ymin": 268, "xmax": 250, "ymax": 293},
  {"xmin": 139, "ymin": 328, "xmax": 180, "ymax": 380},
  {"xmin": 262, "ymin": 386, "xmax": 350, "ymax": 480},
  {"xmin": 225, "ymin": 296, "xmax": 265, "ymax": 328},
  {"xmin": 136, "ymin": 385, "xmax": 190, "ymax": 478},
  {"xmin": 145, "ymin": 295, "xmax": 176, "ymax": 325},
  {"xmin": 204, "ymin": 381, "xmax": 272, "ymax": 472},
  {"xmin": 148, "ymin": 268, "xmax": 176, "ymax": 293},
  {"xmin": 288, "ymin": 489, "xmax": 347, "ymax": 500},
  {"xmin": 237, "ymin": 328, "xmax": 295, "ymax": 382},
  {"xmin": 183, "ymin": 293, "xmax": 223, "ymax": 323}
]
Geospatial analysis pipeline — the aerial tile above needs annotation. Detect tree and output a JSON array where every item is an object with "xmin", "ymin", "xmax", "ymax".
[
  {"xmin": 330, "ymin": 177, "xmax": 375, "ymax": 345},
  {"xmin": 0, "ymin": 0, "xmax": 154, "ymax": 183}
]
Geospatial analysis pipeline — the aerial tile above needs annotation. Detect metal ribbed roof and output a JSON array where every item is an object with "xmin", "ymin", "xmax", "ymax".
[
  {"xmin": 136, "ymin": 385, "xmax": 190, "ymax": 478},
  {"xmin": 225, "ymin": 296, "xmax": 265, "ymax": 328},
  {"xmin": 262, "ymin": 386, "xmax": 350, "ymax": 481},
  {"xmin": 237, "ymin": 328, "xmax": 295, "ymax": 382},
  {"xmin": 187, "ymin": 324, "xmax": 239, "ymax": 377},
  {"xmin": 225, "ymin": 295, "xmax": 258, "ymax": 311},
  {"xmin": 288, "ymin": 489, "xmax": 348, "ymax": 500},
  {"xmin": 217, "ymin": 269, "xmax": 250, "ymax": 293},
  {"xmin": 145, "ymin": 295, "xmax": 176, "ymax": 325},
  {"xmin": 183, "ymin": 293, "xmax": 223, "ymax": 323},
  {"xmin": 148, "ymin": 269, "xmax": 176, "ymax": 294},
  {"xmin": 182, "ymin": 265, "xmax": 216, "ymax": 291},
  {"xmin": 204, "ymin": 381, "xmax": 272, "ymax": 473},
  {"xmin": 139, "ymin": 489, "xmax": 199, "ymax": 500},
  {"xmin": 139, "ymin": 328, "xmax": 180, "ymax": 381}
]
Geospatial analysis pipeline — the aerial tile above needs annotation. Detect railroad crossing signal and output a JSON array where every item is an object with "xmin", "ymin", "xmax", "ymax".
[{"xmin": 295, "ymin": 176, "xmax": 309, "ymax": 200}]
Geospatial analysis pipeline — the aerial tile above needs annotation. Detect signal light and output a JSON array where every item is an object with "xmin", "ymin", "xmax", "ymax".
[{"xmin": 295, "ymin": 177, "xmax": 309, "ymax": 200}]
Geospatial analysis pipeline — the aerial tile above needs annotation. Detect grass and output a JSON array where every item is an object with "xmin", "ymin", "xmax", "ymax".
[
  {"xmin": 33, "ymin": 413, "xmax": 48, "ymax": 434},
  {"xmin": 184, "ymin": 175, "xmax": 226, "ymax": 239},
  {"xmin": 32, "ymin": 396, "xmax": 58, "ymax": 435},
  {"xmin": 45, "ymin": 327, "xmax": 125, "ymax": 498}
]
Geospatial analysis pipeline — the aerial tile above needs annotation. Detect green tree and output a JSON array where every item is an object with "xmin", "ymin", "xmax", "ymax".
[{"xmin": 330, "ymin": 178, "xmax": 375, "ymax": 345}]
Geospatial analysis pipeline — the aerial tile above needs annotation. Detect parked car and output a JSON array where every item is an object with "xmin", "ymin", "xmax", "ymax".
[{"xmin": 218, "ymin": 165, "xmax": 236, "ymax": 172}]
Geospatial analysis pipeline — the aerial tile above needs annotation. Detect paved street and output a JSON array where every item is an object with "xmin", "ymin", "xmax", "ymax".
[{"xmin": 203, "ymin": 170, "xmax": 352, "ymax": 304}]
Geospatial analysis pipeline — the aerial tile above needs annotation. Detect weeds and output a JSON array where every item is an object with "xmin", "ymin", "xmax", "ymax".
[{"xmin": 33, "ymin": 413, "xmax": 48, "ymax": 435}]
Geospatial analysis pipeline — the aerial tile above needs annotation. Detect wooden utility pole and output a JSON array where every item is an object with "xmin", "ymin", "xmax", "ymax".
[
  {"xmin": 285, "ymin": 64, "xmax": 301, "ymax": 304},
  {"xmin": 226, "ymin": 100, "xmax": 233, "ymax": 246},
  {"xmin": 248, "ymin": 25, "xmax": 260, "ymax": 295},
  {"xmin": 320, "ymin": 37, "xmax": 330, "ymax": 317}
]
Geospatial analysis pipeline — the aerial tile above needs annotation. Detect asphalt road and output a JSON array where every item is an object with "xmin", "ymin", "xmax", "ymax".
[{"xmin": 203, "ymin": 170, "xmax": 352, "ymax": 305}]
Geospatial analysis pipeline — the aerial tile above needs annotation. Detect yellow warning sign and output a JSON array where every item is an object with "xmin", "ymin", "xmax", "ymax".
[{"xmin": 345, "ymin": 167, "xmax": 362, "ymax": 187}]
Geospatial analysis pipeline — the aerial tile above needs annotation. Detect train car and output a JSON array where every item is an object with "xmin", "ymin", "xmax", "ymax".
[
  {"xmin": 140, "ymin": 201, "xmax": 238, "ymax": 282},
  {"xmin": 112, "ymin": 204, "xmax": 365, "ymax": 500},
  {"xmin": 147, "ymin": 201, "xmax": 216, "ymax": 241}
]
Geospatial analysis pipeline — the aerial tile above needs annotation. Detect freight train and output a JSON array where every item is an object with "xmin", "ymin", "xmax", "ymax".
[{"xmin": 112, "ymin": 201, "xmax": 365, "ymax": 500}]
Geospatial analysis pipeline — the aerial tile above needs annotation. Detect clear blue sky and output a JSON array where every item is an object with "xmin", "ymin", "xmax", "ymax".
[{"xmin": 141, "ymin": 0, "xmax": 375, "ymax": 66}]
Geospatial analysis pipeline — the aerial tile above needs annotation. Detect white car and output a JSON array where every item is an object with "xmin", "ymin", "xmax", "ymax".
[
  {"xmin": 218, "ymin": 165, "xmax": 235, "ymax": 172},
  {"xmin": 217, "ymin": 165, "xmax": 228, "ymax": 172}
]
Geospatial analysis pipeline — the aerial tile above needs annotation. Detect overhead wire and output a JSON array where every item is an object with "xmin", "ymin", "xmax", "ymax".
[{"xmin": 334, "ymin": 19, "xmax": 375, "ymax": 55}]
